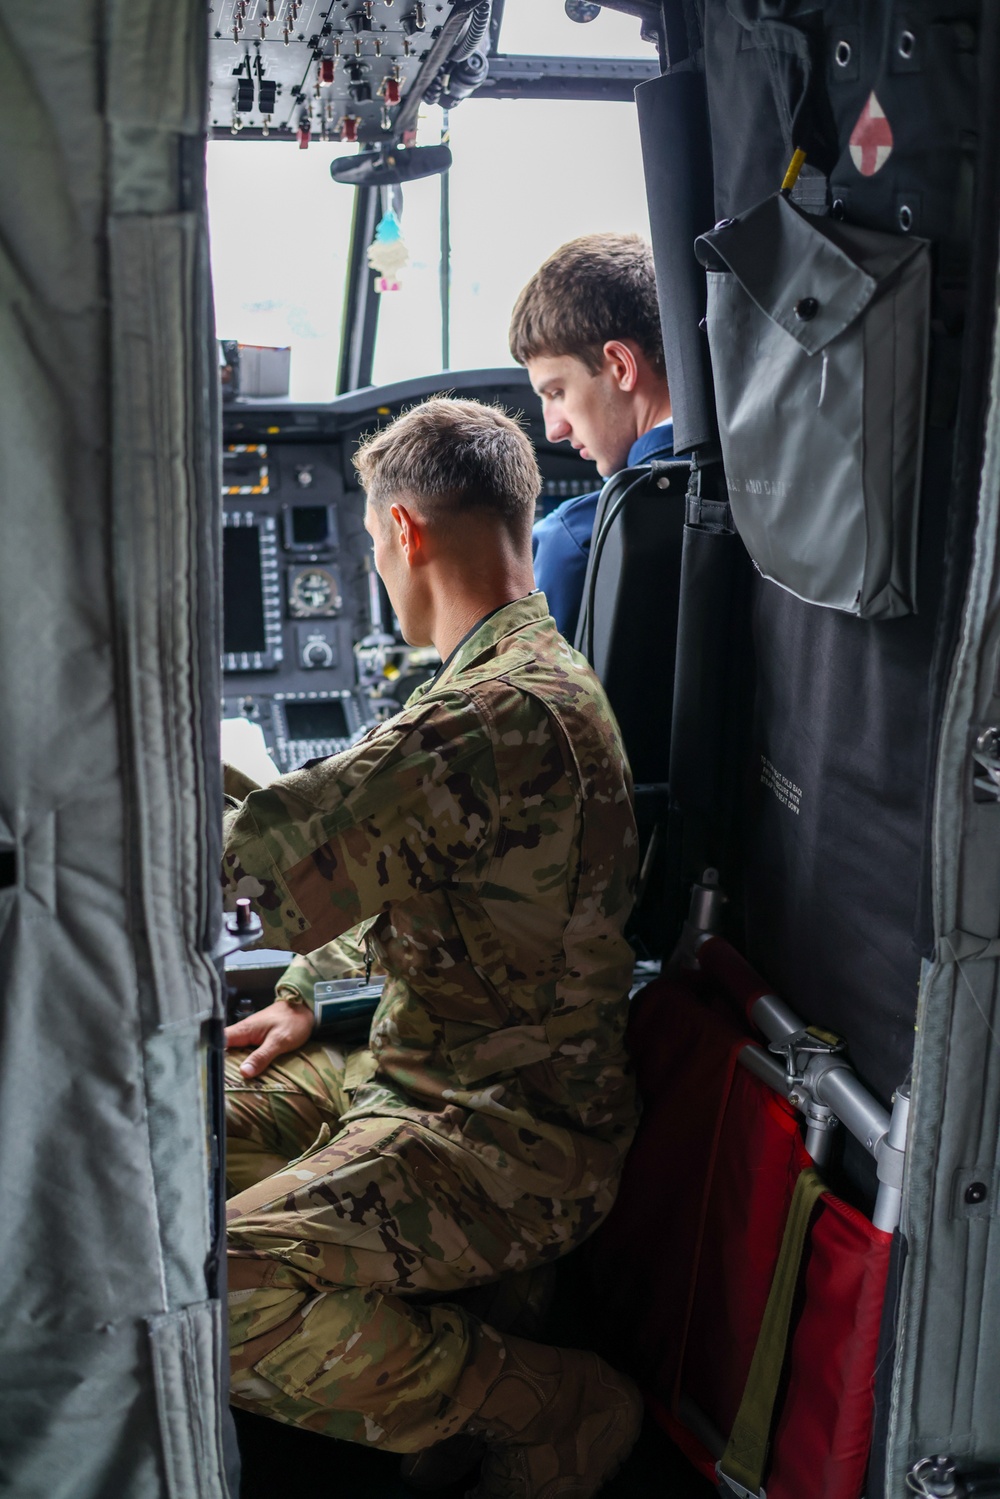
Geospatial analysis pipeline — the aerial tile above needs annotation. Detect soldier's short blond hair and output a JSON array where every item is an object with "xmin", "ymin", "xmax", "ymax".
[
  {"xmin": 509, "ymin": 232, "xmax": 666, "ymax": 376},
  {"xmin": 354, "ymin": 397, "xmax": 541, "ymax": 538}
]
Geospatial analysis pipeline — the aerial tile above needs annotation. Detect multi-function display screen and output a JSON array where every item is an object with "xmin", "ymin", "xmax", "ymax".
[
  {"xmin": 284, "ymin": 698, "xmax": 350, "ymax": 741},
  {"xmin": 290, "ymin": 505, "xmax": 333, "ymax": 547},
  {"xmin": 222, "ymin": 527, "xmax": 267, "ymax": 655}
]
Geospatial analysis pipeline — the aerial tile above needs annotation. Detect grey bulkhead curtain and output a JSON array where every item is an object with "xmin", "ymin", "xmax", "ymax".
[
  {"xmin": 890, "ymin": 228, "xmax": 1000, "ymax": 1487},
  {"xmin": 0, "ymin": 6, "xmax": 231, "ymax": 1498}
]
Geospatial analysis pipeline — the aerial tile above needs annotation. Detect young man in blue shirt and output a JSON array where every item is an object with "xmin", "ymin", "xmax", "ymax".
[{"xmin": 509, "ymin": 233, "xmax": 673, "ymax": 641}]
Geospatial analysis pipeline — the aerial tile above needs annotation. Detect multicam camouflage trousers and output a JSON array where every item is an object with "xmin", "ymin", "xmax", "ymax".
[{"xmin": 225, "ymin": 1043, "xmax": 560, "ymax": 1451}]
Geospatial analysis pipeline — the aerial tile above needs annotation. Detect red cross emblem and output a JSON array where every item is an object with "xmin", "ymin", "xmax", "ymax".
[{"xmin": 849, "ymin": 92, "xmax": 894, "ymax": 176}]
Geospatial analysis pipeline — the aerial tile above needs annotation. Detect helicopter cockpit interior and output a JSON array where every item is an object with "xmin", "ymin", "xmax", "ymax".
[
  {"xmin": 210, "ymin": 1, "xmax": 659, "ymax": 783},
  {"xmin": 4, "ymin": 2, "xmax": 1000, "ymax": 1498}
]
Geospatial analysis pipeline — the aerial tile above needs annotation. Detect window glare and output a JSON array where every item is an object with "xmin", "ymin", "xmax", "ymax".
[
  {"xmin": 207, "ymin": 141, "xmax": 357, "ymax": 402},
  {"xmin": 373, "ymin": 99, "xmax": 650, "ymax": 386},
  {"xmin": 499, "ymin": 0, "xmax": 652, "ymax": 59}
]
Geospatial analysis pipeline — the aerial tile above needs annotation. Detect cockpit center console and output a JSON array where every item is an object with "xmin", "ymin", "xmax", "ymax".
[{"xmin": 221, "ymin": 367, "xmax": 599, "ymax": 773}]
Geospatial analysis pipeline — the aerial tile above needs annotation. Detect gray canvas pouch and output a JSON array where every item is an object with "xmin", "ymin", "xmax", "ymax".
[{"xmin": 695, "ymin": 196, "xmax": 930, "ymax": 619}]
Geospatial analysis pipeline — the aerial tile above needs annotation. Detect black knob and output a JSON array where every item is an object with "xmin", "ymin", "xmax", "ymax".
[{"xmin": 304, "ymin": 639, "xmax": 334, "ymax": 668}]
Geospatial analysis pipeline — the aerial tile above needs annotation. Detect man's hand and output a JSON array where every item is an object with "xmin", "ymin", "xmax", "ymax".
[{"xmin": 225, "ymin": 1000, "xmax": 314, "ymax": 1079}]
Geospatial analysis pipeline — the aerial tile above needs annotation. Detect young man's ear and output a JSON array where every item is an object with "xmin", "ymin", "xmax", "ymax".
[
  {"xmin": 389, "ymin": 501, "xmax": 426, "ymax": 567},
  {"xmin": 602, "ymin": 339, "xmax": 641, "ymax": 394}
]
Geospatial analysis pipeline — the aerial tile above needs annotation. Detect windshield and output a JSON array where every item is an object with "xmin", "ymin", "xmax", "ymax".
[
  {"xmin": 208, "ymin": 140, "xmax": 359, "ymax": 402},
  {"xmin": 207, "ymin": 6, "xmax": 654, "ymax": 401},
  {"xmin": 499, "ymin": 0, "xmax": 650, "ymax": 57},
  {"xmin": 371, "ymin": 98, "xmax": 651, "ymax": 386}
]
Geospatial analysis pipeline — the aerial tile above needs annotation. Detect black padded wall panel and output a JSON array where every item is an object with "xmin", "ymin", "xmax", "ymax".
[{"xmin": 636, "ymin": 72, "xmax": 718, "ymax": 454}]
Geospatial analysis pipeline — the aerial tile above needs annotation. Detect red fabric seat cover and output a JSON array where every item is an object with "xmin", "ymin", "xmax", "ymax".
[{"xmin": 588, "ymin": 958, "xmax": 891, "ymax": 1499}]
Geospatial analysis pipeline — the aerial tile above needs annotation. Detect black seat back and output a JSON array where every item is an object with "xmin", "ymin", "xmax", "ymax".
[{"xmin": 574, "ymin": 459, "xmax": 689, "ymax": 787}]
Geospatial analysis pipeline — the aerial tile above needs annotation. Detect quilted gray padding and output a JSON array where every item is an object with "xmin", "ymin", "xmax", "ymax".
[{"xmin": 0, "ymin": 7, "xmax": 229, "ymax": 1496}]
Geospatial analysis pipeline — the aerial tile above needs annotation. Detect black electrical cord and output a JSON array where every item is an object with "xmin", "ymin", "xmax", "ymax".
[{"xmin": 452, "ymin": 0, "xmax": 492, "ymax": 61}]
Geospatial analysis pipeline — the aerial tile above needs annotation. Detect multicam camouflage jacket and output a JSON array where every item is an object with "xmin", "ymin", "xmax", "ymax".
[{"xmin": 222, "ymin": 593, "xmax": 640, "ymax": 1204}]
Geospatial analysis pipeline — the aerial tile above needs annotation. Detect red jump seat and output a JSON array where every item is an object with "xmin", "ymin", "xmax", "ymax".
[{"xmin": 589, "ymin": 935, "xmax": 896, "ymax": 1499}]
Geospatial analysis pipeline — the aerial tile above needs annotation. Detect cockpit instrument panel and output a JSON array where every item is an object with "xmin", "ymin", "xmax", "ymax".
[{"xmin": 221, "ymin": 367, "xmax": 600, "ymax": 775}]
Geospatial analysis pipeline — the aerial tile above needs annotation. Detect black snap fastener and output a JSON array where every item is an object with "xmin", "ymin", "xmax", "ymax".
[
  {"xmin": 835, "ymin": 39, "xmax": 852, "ymax": 66},
  {"xmin": 965, "ymin": 1181, "xmax": 988, "ymax": 1205},
  {"xmin": 795, "ymin": 297, "xmax": 819, "ymax": 321},
  {"xmin": 898, "ymin": 29, "xmax": 915, "ymax": 59},
  {"xmin": 714, "ymin": 217, "xmax": 737, "ymax": 231},
  {"xmin": 831, "ymin": 198, "xmax": 846, "ymax": 220},
  {"xmin": 898, "ymin": 204, "xmax": 914, "ymax": 232}
]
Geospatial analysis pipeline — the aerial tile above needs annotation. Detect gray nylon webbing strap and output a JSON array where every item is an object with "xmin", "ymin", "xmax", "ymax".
[{"xmin": 719, "ymin": 1166, "xmax": 827, "ymax": 1498}]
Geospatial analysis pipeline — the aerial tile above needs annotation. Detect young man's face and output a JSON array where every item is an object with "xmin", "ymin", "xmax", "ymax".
[{"xmin": 525, "ymin": 350, "xmax": 637, "ymax": 478}]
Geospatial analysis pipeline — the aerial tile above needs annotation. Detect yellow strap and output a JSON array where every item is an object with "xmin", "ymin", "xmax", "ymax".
[{"xmin": 719, "ymin": 1166, "xmax": 827, "ymax": 1497}]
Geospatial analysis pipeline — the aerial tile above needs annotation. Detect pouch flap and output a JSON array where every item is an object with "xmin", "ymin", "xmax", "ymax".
[
  {"xmin": 446, "ymin": 1023, "xmax": 552, "ymax": 1086},
  {"xmin": 344, "ymin": 1046, "xmax": 378, "ymax": 1092},
  {"xmin": 696, "ymin": 194, "xmax": 924, "ymax": 355}
]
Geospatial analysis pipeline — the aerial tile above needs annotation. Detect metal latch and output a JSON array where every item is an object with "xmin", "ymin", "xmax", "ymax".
[
  {"xmin": 972, "ymin": 727, "xmax": 1000, "ymax": 802},
  {"xmin": 911, "ymin": 1457, "xmax": 1000, "ymax": 1493},
  {"xmin": 908, "ymin": 1455, "xmax": 959, "ymax": 1496},
  {"xmin": 907, "ymin": 1454, "xmax": 1000, "ymax": 1496},
  {"xmin": 716, "ymin": 1463, "xmax": 765, "ymax": 1499},
  {"xmin": 768, "ymin": 1026, "xmax": 845, "ymax": 1089}
]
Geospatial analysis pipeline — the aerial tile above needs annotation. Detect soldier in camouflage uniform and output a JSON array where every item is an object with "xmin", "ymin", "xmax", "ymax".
[{"xmin": 222, "ymin": 398, "xmax": 642, "ymax": 1497}]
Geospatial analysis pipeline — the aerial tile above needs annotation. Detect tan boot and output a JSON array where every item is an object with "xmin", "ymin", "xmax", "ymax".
[
  {"xmin": 399, "ymin": 1269, "xmax": 557, "ymax": 1493},
  {"xmin": 459, "ymin": 1330, "xmax": 643, "ymax": 1499}
]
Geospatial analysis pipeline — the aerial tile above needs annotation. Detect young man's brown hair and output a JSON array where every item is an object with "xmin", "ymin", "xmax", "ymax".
[
  {"xmin": 354, "ymin": 396, "xmax": 541, "ymax": 542},
  {"xmin": 508, "ymin": 232, "xmax": 665, "ymax": 376}
]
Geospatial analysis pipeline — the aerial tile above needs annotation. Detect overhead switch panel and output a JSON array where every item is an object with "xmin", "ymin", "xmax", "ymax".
[{"xmin": 210, "ymin": 0, "xmax": 486, "ymax": 142}]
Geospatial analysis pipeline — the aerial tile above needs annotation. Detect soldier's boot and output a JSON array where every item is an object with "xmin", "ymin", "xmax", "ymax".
[
  {"xmin": 459, "ymin": 1330, "xmax": 643, "ymax": 1499},
  {"xmin": 400, "ymin": 1432, "xmax": 485, "ymax": 1494},
  {"xmin": 400, "ymin": 1268, "xmax": 557, "ymax": 1494}
]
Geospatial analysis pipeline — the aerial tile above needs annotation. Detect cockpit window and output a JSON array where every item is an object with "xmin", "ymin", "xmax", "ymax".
[
  {"xmin": 208, "ymin": 140, "xmax": 358, "ymax": 402},
  {"xmin": 497, "ymin": 1, "xmax": 649, "ymax": 59},
  {"xmin": 207, "ymin": 5, "xmax": 655, "ymax": 402},
  {"xmin": 371, "ymin": 98, "xmax": 650, "ymax": 386}
]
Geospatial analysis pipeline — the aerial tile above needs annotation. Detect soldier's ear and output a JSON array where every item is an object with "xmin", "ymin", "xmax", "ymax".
[{"xmin": 389, "ymin": 502, "xmax": 425, "ymax": 566}]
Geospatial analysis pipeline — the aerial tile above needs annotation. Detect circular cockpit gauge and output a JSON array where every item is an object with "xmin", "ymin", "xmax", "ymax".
[{"xmin": 288, "ymin": 565, "xmax": 342, "ymax": 617}]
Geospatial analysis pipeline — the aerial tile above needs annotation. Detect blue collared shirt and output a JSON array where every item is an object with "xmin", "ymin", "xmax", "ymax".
[{"xmin": 533, "ymin": 422, "xmax": 675, "ymax": 642}]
